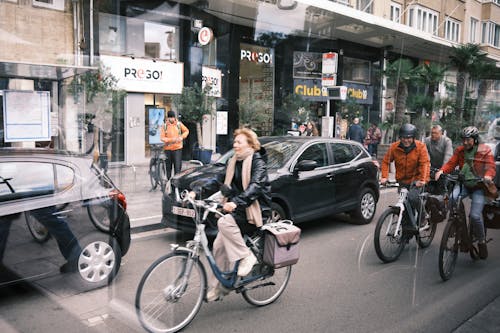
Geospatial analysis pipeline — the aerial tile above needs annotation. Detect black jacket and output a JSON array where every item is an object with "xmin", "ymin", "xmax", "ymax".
[{"xmin": 229, "ymin": 148, "xmax": 272, "ymax": 218}]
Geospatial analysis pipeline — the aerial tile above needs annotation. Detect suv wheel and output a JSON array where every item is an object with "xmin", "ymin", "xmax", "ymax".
[
  {"xmin": 349, "ymin": 188, "xmax": 376, "ymax": 225},
  {"xmin": 270, "ymin": 202, "xmax": 286, "ymax": 223}
]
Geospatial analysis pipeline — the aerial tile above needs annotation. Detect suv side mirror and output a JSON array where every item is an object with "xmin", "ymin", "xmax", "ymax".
[{"xmin": 293, "ymin": 160, "xmax": 317, "ymax": 176}]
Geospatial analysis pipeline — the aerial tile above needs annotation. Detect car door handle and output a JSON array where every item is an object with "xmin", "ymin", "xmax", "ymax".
[
  {"xmin": 326, "ymin": 173, "xmax": 334, "ymax": 179},
  {"xmin": 356, "ymin": 168, "xmax": 365, "ymax": 173}
]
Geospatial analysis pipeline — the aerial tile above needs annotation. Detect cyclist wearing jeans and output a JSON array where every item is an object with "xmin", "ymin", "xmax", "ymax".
[
  {"xmin": 380, "ymin": 123, "xmax": 430, "ymax": 233},
  {"xmin": 434, "ymin": 126, "xmax": 496, "ymax": 259},
  {"xmin": 160, "ymin": 111, "xmax": 189, "ymax": 179},
  {"xmin": 207, "ymin": 128, "xmax": 272, "ymax": 302}
]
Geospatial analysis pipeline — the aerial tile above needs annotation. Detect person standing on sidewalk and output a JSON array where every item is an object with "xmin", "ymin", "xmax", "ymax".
[
  {"xmin": 380, "ymin": 123, "xmax": 430, "ymax": 234},
  {"xmin": 347, "ymin": 117, "xmax": 365, "ymax": 144},
  {"xmin": 365, "ymin": 122, "xmax": 382, "ymax": 157},
  {"xmin": 434, "ymin": 126, "xmax": 496, "ymax": 259},
  {"xmin": 160, "ymin": 111, "xmax": 189, "ymax": 180}
]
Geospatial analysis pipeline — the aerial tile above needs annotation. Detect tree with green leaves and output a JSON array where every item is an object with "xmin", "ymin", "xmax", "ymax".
[
  {"xmin": 449, "ymin": 43, "xmax": 488, "ymax": 124},
  {"xmin": 172, "ymin": 83, "xmax": 214, "ymax": 148},
  {"xmin": 384, "ymin": 58, "xmax": 418, "ymax": 126}
]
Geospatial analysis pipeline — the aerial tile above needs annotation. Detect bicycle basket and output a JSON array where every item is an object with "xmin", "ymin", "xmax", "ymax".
[{"xmin": 262, "ymin": 220, "xmax": 300, "ymax": 269}]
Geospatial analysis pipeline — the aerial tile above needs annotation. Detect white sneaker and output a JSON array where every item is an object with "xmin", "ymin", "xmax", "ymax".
[
  {"xmin": 206, "ymin": 286, "xmax": 229, "ymax": 302},
  {"xmin": 237, "ymin": 253, "xmax": 257, "ymax": 277}
]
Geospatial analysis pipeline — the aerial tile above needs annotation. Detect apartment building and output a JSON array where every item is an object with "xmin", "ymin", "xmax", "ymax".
[{"xmin": 0, "ymin": 0, "xmax": 498, "ymax": 165}]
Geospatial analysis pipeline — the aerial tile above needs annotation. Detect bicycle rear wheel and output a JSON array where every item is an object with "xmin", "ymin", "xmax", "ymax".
[
  {"xmin": 242, "ymin": 265, "xmax": 291, "ymax": 306},
  {"xmin": 136, "ymin": 252, "xmax": 207, "ymax": 333},
  {"xmin": 158, "ymin": 159, "xmax": 168, "ymax": 193},
  {"xmin": 439, "ymin": 220, "xmax": 459, "ymax": 281},
  {"xmin": 374, "ymin": 207, "xmax": 406, "ymax": 263},
  {"xmin": 417, "ymin": 209, "xmax": 437, "ymax": 248},
  {"xmin": 25, "ymin": 212, "xmax": 50, "ymax": 243},
  {"xmin": 149, "ymin": 158, "xmax": 158, "ymax": 190}
]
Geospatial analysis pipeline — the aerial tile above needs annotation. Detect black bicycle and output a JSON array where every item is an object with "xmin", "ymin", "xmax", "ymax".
[
  {"xmin": 438, "ymin": 174, "xmax": 491, "ymax": 281},
  {"xmin": 149, "ymin": 145, "xmax": 168, "ymax": 192},
  {"xmin": 374, "ymin": 182, "xmax": 436, "ymax": 263}
]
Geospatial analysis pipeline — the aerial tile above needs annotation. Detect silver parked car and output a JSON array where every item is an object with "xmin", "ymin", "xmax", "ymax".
[{"xmin": 0, "ymin": 148, "xmax": 130, "ymax": 291}]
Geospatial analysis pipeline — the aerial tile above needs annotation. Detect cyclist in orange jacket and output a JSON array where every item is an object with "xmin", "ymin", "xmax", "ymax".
[
  {"xmin": 380, "ymin": 123, "xmax": 430, "ymax": 233},
  {"xmin": 160, "ymin": 111, "xmax": 189, "ymax": 180}
]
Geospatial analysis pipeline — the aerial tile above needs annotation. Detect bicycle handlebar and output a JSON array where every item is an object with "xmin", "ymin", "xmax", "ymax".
[{"xmin": 181, "ymin": 190, "xmax": 224, "ymax": 217}]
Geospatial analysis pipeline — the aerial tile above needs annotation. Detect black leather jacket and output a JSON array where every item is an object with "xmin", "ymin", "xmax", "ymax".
[{"xmin": 229, "ymin": 148, "xmax": 272, "ymax": 218}]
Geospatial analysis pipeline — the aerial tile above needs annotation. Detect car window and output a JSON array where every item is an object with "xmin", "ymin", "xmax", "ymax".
[
  {"xmin": 264, "ymin": 141, "xmax": 302, "ymax": 169},
  {"xmin": 331, "ymin": 143, "xmax": 356, "ymax": 164},
  {"xmin": 55, "ymin": 164, "xmax": 74, "ymax": 191},
  {"xmin": 298, "ymin": 143, "xmax": 328, "ymax": 167},
  {"xmin": 0, "ymin": 162, "xmax": 55, "ymax": 202}
]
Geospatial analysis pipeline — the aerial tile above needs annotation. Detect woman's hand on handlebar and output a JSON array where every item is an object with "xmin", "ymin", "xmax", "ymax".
[{"xmin": 222, "ymin": 202, "xmax": 237, "ymax": 213}]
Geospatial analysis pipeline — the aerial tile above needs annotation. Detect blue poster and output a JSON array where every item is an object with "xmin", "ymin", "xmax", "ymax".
[{"xmin": 148, "ymin": 108, "xmax": 165, "ymax": 145}]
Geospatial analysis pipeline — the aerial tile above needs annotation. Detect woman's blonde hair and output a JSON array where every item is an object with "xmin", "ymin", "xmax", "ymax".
[{"xmin": 234, "ymin": 127, "xmax": 261, "ymax": 151}]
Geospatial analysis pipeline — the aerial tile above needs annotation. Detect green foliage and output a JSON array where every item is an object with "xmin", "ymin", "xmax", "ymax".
[
  {"xmin": 68, "ymin": 65, "xmax": 121, "ymax": 104},
  {"xmin": 172, "ymin": 83, "xmax": 214, "ymax": 124},
  {"xmin": 340, "ymin": 95, "xmax": 363, "ymax": 122},
  {"xmin": 281, "ymin": 93, "xmax": 311, "ymax": 124},
  {"xmin": 237, "ymin": 98, "xmax": 269, "ymax": 130}
]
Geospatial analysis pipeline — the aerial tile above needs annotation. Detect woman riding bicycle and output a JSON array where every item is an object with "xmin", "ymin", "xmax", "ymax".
[
  {"xmin": 434, "ymin": 126, "xmax": 496, "ymax": 259},
  {"xmin": 207, "ymin": 127, "xmax": 272, "ymax": 302},
  {"xmin": 380, "ymin": 123, "xmax": 430, "ymax": 234}
]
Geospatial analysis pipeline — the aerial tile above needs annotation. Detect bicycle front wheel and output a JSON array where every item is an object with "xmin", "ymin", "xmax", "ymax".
[
  {"xmin": 136, "ymin": 253, "xmax": 207, "ymax": 333},
  {"xmin": 439, "ymin": 220, "xmax": 459, "ymax": 281},
  {"xmin": 374, "ymin": 207, "xmax": 406, "ymax": 263},
  {"xmin": 242, "ymin": 265, "xmax": 291, "ymax": 306},
  {"xmin": 149, "ymin": 158, "xmax": 158, "ymax": 190}
]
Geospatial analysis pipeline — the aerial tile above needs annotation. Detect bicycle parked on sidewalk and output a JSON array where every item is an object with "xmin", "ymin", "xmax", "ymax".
[
  {"xmin": 149, "ymin": 144, "xmax": 168, "ymax": 192},
  {"xmin": 374, "ymin": 182, "xmax": 436, "ymax": 263},
  {"xmin": 135, "ymin": 190, "xmax": 293, "ymax": 333},
  {"xmin": 438, "ymin": 174, "xmax": 492, "ymax": 281}
]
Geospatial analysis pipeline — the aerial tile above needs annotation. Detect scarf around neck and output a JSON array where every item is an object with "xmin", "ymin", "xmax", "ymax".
[{"xmin": 224, "ymin": 148, "xmax": 263, "ymax": 227}]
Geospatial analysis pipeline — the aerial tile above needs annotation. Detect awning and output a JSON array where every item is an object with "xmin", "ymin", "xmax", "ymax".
[{"xmin": 0, "ymin": 60, "xmax": 97, "ymax": 81}]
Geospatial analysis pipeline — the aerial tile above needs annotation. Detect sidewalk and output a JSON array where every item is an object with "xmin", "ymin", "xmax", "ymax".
[{"xmin": 453, "ymin": 296, "xmax": 500, "ymax": 332}]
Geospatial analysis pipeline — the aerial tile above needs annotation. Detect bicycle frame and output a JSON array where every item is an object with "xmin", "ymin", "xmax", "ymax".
[
  {"xmin": 170, "ymin": 197, "xmax": 271, "ymax": 293},
  {"xmin": 385, "ymin": 186, "xmax": 430, "ymax": 237}
]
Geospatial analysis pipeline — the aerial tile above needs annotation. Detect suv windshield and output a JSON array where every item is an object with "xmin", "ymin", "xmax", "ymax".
[{"xmin": 215, "ymin": 139, "xmax": 302, "ymax": 170}]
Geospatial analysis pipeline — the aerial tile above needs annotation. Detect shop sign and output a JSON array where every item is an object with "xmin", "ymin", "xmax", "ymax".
[
  {"xmin": 202, "ymin": 66, "xmax": 222, "ymax": 97},
  {"xmin": 198, "ymin": 27, "xmax": 213, "ymax": 46},
  {"xmin": 100, "ymin": 55, "xmax": 184, "ymax": 94},
  {"xmin": 344, "ymin": 82, "xmax": 373, "ymax": 104},
  {"xmin": 293, "ymin": 51, "xmax": 322, "ymax": 79},
  {"xmin": 293, "ymin": 79, "xmax": 328, "ymax": 101},
  {"xmin": 240, "ymin": 44, "xmax": 273, "ymax": 64},
  {"xmin": 321, "ymin": 52, "xmax": 338, "ymax": 87}
]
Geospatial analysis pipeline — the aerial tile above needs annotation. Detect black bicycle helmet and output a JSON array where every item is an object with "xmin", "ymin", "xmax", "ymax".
[
  {"xmin": 461, "ymin": 126, "xmax": 479, "ymax": 139},
  {"xmin": 398, "ymin": 123, "xmax": 417, "ymax": 138}
]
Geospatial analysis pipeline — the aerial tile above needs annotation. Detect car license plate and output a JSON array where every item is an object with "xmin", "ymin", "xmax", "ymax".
[{"xmin": 172, "ymin": 206, "xmax": 195, "ymax": 218}]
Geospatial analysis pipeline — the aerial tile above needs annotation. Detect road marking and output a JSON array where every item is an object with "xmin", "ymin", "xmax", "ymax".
[
  {"xmin": 130, "ymin": 214, "xmax": 162, "ymax": 222},
  {"xmin": 131, "ymin": 228, "xmax": 173, "ymax": 240}
]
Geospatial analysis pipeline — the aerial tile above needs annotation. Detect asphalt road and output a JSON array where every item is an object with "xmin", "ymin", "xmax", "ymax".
[{"xmin": 1, "ymin": 189, "xmax": 500, "ymax": 333}]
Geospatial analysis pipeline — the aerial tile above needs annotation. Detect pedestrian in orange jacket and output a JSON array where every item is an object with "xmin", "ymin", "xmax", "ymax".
[{"xmin": 160, "ymin": 111, "xmax": 189, "ymax": 179}]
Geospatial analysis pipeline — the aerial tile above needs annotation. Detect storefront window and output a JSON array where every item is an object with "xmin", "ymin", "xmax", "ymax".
[
  {"xmin": 239, "ymin": 43, "xmax": 275, "ymax": 135},
  {"xmin": 343, "ymin": 57, "xmax": 371, "ymax": 84}
]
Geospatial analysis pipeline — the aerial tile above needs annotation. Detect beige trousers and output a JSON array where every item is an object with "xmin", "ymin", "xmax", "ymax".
[{"xmin": 209, "ymin": 214, "xmax": 252, "ymax": 288}]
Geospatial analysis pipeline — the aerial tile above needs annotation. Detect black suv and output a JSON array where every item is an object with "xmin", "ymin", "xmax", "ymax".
[
  {"xmin": 163, "ymin": 136, "xmax": 380, "ymax": 236},
  {"xmin": 0, "ymin": 149, "xmax": 130, "ymax": 291}
]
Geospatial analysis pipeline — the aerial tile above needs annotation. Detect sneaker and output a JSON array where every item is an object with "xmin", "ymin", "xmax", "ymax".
[
  {"xmin": 237, "ymin": 253, "xmax": 257, "ymax": 277},
  {"xmin": 478, "ymin": 242, "xmax": 488, "ymax": 260},
  {"xmin": 206, "ymin": 286, "xmax": 229, "ymax": 302}
]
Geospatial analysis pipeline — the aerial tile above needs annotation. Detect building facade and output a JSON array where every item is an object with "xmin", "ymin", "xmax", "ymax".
[{"xmin": 1, "ymin": 0, "xmax": 498, "ymax": 165}]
